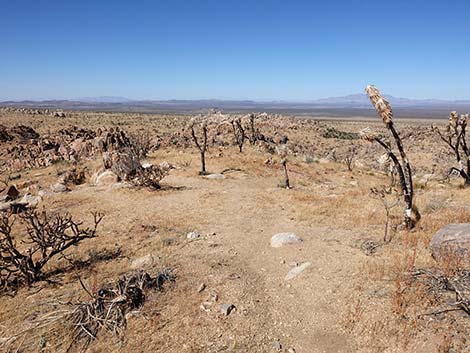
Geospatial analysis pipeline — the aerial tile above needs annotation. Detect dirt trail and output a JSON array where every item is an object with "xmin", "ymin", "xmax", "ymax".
[{"xmin": 54, "ymin": 165, "xmax": 365, "ymax": 352}]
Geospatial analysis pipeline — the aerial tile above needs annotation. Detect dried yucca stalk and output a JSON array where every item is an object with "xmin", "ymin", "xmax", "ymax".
[
  {"xmin": 364, "ymin": 85, "xmax": 417, "ymax": 229},
  {"xmin": 365, "ymin": 85, "xmax": 393, "ymax": 124}
]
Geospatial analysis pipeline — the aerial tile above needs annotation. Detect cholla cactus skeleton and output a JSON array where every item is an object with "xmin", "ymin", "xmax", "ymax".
[
  {"xmin": 189, "ymin": 111, "xmax": 228, "ymax": 175},
  {"xmin": 276, "ymin": 144, "xmax": 290, "ymax": 189},
  {"xmin": 190, "ymin": 118, "xmax": 208, "ymax": 175},
  {"xmin": 231, "ymin": 116, "xmax": 246, "ymax": 152},
  {"xmin": 364, "ymin": 85, "xmax": 416, "ymax": 229},
  {"xmin": 432, "ymin": 112, "xmax": 470, "ymax": 186}
]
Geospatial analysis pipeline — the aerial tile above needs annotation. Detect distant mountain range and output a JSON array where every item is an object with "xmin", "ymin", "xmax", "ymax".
[
  {"xmin": 2, "ymin": 94, "xmax": 470, "ymax": 119},
  {"xmin": 312, "ymin": 93, "xmax": 470, "ymax": 107}
]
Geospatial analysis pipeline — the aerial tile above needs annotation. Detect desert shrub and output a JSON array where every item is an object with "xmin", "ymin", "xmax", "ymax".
[
  {"xmin": 130, "ymin": 164, "xmax": 170, "ymax": 189},
  {"xmin": 0, "ymin": 210, "xmax": 103, "ymax": 289},
  {"xmin": 323, "ymin": 127, "xmax": 359, "ymax": 140}
]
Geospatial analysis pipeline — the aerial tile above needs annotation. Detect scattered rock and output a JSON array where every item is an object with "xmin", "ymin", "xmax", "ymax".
[
  {"xmin": 19, "ymin": 193, "xmax": 41, "ymax": 207},
  {"xmin": 197, "ymin": 283, "xmax": 206, "ymax": 293},
  {"xmin": 287, "ymin": 348, "xmax": 296, "ymax": 353},
  {"xmin": 285, "ymin": 262, "xmax": 312, "ymax": 281},
  {"xmin": 187, "ymin": 231, "xmax": 201, "ymax": 239},
  {"xmin": 430, "ymin": 223, "xmax": 470, "ymax": 263},
  {"xmin": 129, "ymin": 254, "xmax": 155, "ymax": 270},
  {"xmin": 271, "ymin": 341, "xmax": 282, "ymax": 351},
  {"xmin": 204, "ymin": 173, "xmax": 225, "ymax": 180},
  {"xmin": 159, "ymin": 161, "xmax": 174, "ymax": 170},
  {"xmin": 50, "ymin": 183, "xmax": 69, "ymax": 193},
  {"xmin": 0, "ymin": 185, "xmax": 19, "ymax": 201},
  {"xmin": 95, "ymin": 170, "xmax": 119, "ymax": 187},
  {"xmin": 219, "ymin": 303, "xmax": 236, "ymax": 316},
  {"xmin": 38, "ymin": 189, "xmax": 52, "ymax": 197},
  {"xmin": 270, "ymin": 232, "xmax": 302, "ymax": 248}
]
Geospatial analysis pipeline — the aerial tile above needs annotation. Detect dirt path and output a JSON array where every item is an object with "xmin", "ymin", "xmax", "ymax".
[{"xmin": 49, "ymin": 166, "xmax": 364, "ymax": 352}]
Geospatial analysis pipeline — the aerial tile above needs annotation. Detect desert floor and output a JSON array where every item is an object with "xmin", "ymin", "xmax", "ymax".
[{"xmin": 0, "ymin": 111, "xmax": 468, "ymax": 353}]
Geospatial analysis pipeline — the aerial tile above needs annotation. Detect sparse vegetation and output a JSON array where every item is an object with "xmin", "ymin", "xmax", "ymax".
[
  {"xmin": 190, "ymin": 119, "xmax": 209, "ymax": 175},
  {"xmin": 363, "ymin": 85, "xmax": 419, "ymax": 229},
  {"xmin": 0, "ymin": 209, "xmax": 103, "ymax": 288},
  {"xmin": 432, "ymin": 111, "xmax": 470, "ymax": 186},
  {"xmin": 0, "ymin": 107, "xmax": 468, "ymax": 352},
  {"xmin": 231, "ymin": 116, "xmax": 246, "ymax": 152}
]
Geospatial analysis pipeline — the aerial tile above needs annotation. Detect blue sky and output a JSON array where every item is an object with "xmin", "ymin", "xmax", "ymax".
[{"xmin": 1, "ymin": 0, "xmax": 469, "ymax": 101}]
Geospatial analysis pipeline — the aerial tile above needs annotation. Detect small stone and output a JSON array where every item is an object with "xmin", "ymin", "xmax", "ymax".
[
  {"xmin": 20, "ymin": 193, "xmax": 41, "ymax": 207},
  {"xmin": 95, "ymin": 170, "xmax": 119, "ymax": 187},
  {"xmin": 270, "ymin": 233, "xmax": 302, "ymax": 248},
  {"xmin": 219, "ymin": 303, "xmax": 236, "ymax": 316},
  {"xmin": 287, "ymin": 348, "xmax": 296, "ymax": 353},
  {"xmin": 205, "ymin": 173, "xmax": 225, "ymax": 180},
  {"xmin": 272, "ymin": 341, "xmax": 282, "ymax": 351},
  {"xmin": 129, "ymin": 254, "xmax": 155, "ymax": 270},
  {"xmin": 50, "ymin": 183, "xmax": 69, "ymax": 193},
  {"xmin": 38, "ymin": 189, "xmax": 52, "ymax": 197},
  {"xmin": 187, "ymin": 231, "xmax": 201, "ymax": 239},
  {"xmin": 197, "ymin": 283, "xmax": 206, "ymax": 293},
  {"xmin": 285, "ymin": 262, "xmax": 312, "ymax": 281}
]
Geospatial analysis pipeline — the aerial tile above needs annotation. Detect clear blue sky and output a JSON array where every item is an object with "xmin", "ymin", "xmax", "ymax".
[{"xmin": 1, "ymin": 0, "xmax": 469, "ymax": 101}]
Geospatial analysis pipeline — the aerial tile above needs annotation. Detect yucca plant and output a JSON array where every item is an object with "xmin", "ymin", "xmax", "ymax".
[
  {"xmin": 363, "ymin": 85, "xmax": 417, "ymax": 229},
  {"xmin": 432, "ymin": 112, "xmax": 470, "ymax": 186}
]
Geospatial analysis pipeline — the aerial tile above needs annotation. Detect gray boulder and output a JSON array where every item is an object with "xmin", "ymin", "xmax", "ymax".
[{"xmin": 430, "ymin": 223, "xmax": 470, "ymax": 263}]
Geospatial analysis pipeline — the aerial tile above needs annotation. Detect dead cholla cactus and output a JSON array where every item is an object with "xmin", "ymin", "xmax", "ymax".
[
  {"xmin": 189, "ymin": 117, "xmax": 209, "ymax": 175},
  {"xmin": 344, "ymin": 145, "xmax": 358, "ymax": 172},
  {"xmin": 231, "ymin": 116, "xmax": 246, "ymax": 153},
  {"xmin": 276, "ymin": 143, "xmax": 290, "ymax": 189},
  {"xmin": 0, "ymin": 210, "xmax": 103, "ymax": 287},
  {"xmin": 432, "ymin": 111, "xmax": 470, "ymax": 186},
  {"xmin": 370, "ymin": 186, "xmax": 400, "ymax": 243},
  {"xmin": 364, "ymin": 85, "xmax": 417, "ymax": 229},
  {"xmin": 130, "ymin": 163, "xmax": 170, "ymax": 189}
]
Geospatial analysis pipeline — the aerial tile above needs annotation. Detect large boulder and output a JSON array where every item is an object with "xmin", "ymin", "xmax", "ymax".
[
  {"xmin": 103, "ymin": 151, "xmax": 141, "ymax": 180},
  {"xmin": 430, "ymin": 224, "xmax": 470, "ymax": 264}
]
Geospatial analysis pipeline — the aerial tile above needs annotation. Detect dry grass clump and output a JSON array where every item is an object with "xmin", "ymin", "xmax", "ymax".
[{"xmin": 0, "ymin": 269, "xmax": 174, "ymax": 353}]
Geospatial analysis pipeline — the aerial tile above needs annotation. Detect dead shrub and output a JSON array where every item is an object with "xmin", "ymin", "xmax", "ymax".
[{"xmin": 0, "ymin": 210, "xmax": 103, "ymax": 289}]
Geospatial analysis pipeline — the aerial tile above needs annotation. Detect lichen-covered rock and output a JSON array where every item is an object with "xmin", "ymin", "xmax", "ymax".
[{"xmin": 430, "ymin": 224, "xmax": 470, "ymax": 264}]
